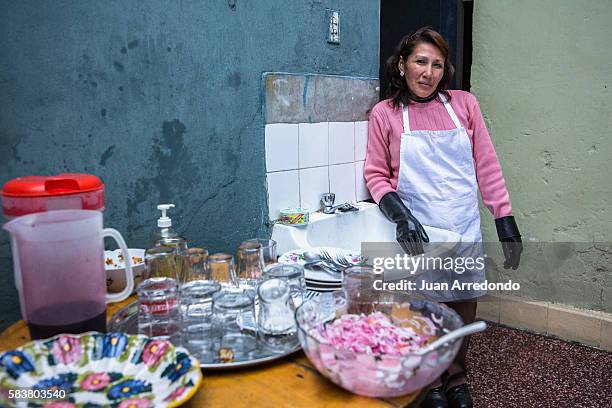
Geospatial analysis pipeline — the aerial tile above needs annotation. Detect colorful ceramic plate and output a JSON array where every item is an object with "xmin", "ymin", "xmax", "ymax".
[
  {"xmin": 278, "ymin": 247, "xmax": 365, "ymax": 283},
  {"xmin": 0, "ymin": 332, "xmax": 202, "ymax": 407}
]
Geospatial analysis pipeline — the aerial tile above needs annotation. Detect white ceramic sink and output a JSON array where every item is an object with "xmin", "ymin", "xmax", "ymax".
[{"xmin": 272, "ymin": 202, "xmax": 461, "ymax": 280}]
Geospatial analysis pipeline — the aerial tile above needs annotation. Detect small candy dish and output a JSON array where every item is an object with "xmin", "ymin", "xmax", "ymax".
[{"xmin": 105, "ymin": 249, "xmax": 146, "ymax": 294}]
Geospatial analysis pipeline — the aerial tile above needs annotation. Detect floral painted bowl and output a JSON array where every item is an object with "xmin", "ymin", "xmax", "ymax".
[{"xmin": 0, "ymin": 332, "xmax": 202, "ymax": 407}]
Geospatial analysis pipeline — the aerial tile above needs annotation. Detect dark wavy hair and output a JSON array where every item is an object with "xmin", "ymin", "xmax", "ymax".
[{"xmin": 386, "ymin": 27, "xmax": 455, "ymax": 108}]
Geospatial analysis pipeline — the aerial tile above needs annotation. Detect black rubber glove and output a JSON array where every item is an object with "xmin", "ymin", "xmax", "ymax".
[
  {"xmin": 379, "ymin": 192, "xmax": 429, "ymax": 255},
  {"xmin": 495, "ymin": 216, "xmax": 523, "ymax": 270}
]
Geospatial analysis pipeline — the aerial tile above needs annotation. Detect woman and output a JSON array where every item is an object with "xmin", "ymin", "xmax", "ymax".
[{"xmin": 364, "ymin": 27, "xmax": 522, "ymax": 408}]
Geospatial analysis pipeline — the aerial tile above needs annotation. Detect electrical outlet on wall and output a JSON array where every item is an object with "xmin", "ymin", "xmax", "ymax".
[{"xmin": 326, "ymin": 9, "xmax": 340, "ymax": 44}]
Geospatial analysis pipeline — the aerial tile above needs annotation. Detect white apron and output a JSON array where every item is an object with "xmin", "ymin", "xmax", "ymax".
[{"xmin": 397, "ymin": 94, "xmax": 485, "ymax": 301}]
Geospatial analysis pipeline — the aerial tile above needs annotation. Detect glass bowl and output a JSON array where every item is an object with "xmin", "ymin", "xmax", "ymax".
[{"xmin": 295, "ymin": 291, "xmax": 464, "ymax": 397}]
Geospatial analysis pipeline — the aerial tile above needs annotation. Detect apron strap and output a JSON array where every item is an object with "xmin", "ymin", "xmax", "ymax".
[
  {"xmin": 401, "ymin": 103, "xmax": 410, "ymax": 133},
  {"xmin": 439, "ymin": 93, "xmax": 463, "ymax": 129},
  {"xmin": 402, "ymin": 94, "xmax": 462, "ymax": 132}
]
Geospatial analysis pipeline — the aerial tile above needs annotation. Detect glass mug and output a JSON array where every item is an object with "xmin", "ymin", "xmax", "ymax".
[
  {"xmin": 212, "ymin": 289, "xmax": 257, "ymax": 362},
  {"xmin": 245, "ymin": 238, "xmax": 277, "ymax": 266},
  {"xmin": 178, "ymin": 247, "xmax": 210, "ymax": 284},
  {"xmin": 145, "ymin": 245, "xmax": 178, "ymax": 281},
  {"xmin": 137, "ymin": 277, "xmax": 181, "ymax": 341},
  {"xmin": 235, "ymin": 241, "xmax": 264, "ymax": 291},
  {"xmin": 262, "ymin": 263, "xmax": 305, "ymax": 307},
  {"xmin": 257, "ymin": 278, "xmax": 298, "ymax": 352},
  {"xmin": 342, "ymin": 265, "xmax": 378, "ymax": 314},
  {"xmin": 180, "ymin": 280, "xmax": 221, "ymax": 363},
  {"xmin": 208, "ymin": 253, "xmax": 238, "ymax": 287}
]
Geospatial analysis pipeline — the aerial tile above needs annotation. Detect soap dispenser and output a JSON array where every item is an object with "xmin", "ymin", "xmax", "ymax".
[{"xmin": 153, "ymin": 204, "xmax": 187, "ymax": 251}]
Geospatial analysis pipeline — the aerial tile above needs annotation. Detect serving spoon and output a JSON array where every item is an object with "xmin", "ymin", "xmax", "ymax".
[{"xmin": 416, "ymin": 321, "xmax": 487, "ymax": 356}]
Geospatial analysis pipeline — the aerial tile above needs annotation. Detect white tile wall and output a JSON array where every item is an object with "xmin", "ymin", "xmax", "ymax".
[
  {"xmin": 354, "ymin": 121, "xmax": 368, "ymax": 161},
  {"xmin": 265, "ymin": 120, "xmax": 370, "ymax": 220},
  {"xmin": 329, "ymin": 163, "xmax": 356, "ymax": 204},
  {"xmin": 298, "ymin": 122, "xmax": 328, "ymax": 168},
  {"xmin": 265, "ymin": 124, "xmax": 299, "ymax": 172},
  {"xmin": 266, "ymin": 170, "xmax": 300, "ymax": 220},
  {"xmin": 329, "ymin": 122, "xmax": 355, "ymax": 165},
  {"xmin": 355, "ymin": 160, "xmax": 370, "ymax": 201},
  {"xmin": 299, "ymin": 166, "xmax": 329, "ymax": 211}
]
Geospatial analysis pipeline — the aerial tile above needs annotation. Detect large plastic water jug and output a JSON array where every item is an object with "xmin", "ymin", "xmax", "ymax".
[{"xmin": 3, "ymin": 210, "xmax": 133, "ymax": 339}]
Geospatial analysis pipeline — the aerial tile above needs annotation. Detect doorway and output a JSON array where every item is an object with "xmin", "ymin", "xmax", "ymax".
[{"xmin": 379, "ymin": 0, "xmax": 473, "ymax": 100}]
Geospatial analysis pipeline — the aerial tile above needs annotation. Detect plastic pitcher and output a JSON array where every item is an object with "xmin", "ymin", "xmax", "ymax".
[{"xmin": 3, "ymin": 210, "xmax": 134, "ymax": 339}]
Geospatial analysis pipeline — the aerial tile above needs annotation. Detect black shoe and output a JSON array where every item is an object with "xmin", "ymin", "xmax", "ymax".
[
  {"xmin": 445, "ymin": 383, "xmax": 473, "ymax": 408},
  {"xmin": 420, "ymin": 386, "xmax": 448, "ymax": 408}
]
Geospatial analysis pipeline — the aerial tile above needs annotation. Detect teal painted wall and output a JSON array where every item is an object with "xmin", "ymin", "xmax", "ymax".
[{"xmin": 0, "ymin": 0, "xmax": 380, "ymax": 329}]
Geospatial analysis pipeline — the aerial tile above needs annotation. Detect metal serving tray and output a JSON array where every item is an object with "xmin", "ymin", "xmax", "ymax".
[{"xmin": 108, "ymin": 301, "xmax": 301, "ymax": 370}]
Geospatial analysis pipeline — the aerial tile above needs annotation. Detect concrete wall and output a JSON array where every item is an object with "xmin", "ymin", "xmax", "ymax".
[
  {"xmin": 0, "ymin": 0, "xmax": 379, "ymax": 330},
  {"xmin": 472, "ymin": 0, "xmax": 612, "ymax": 310}
]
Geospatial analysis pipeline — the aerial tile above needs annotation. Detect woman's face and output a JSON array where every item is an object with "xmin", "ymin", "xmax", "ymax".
[{"xmin": 399, "ymin": 42, "xmax": 445, "ymax": 98}]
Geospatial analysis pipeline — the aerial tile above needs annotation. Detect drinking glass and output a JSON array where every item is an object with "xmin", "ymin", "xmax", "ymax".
[
  {"xmin": 145, "ymin": 246, "xmax": 178, "ymax": 280},
  {"xmin": 236, "ymin": 241, "xmax": 264, "ymax": 291},
  {"xmin": 212, "ymin": 289, "xmax": 257, "ymax": 362},
  {"xmin": 137, "ymin": 277, "xmax": 181, "ymax": 341},
  {"xmin": 257, "ymin": 278, "xmax": 298, "ymax": 351},
  {"xmin": 245, "ymin": 238, "xmax": 277, "ymax": 266},
  {"xmin": 262, "ymin": 263, "xmax": 305, "ymax": 307},
  {"xmin": 208, "ymin": 253, "xmax": 237, "ymax": 287},
  {"xmin": 179, "ymin": 247, "xmax": 209, "ymax": 284},
  {"xmin": 180, "ymin": 280, "xmax": 221, "ymax": 363},
  {"xmin": 342, "ymin": 265, "xmax": 378, "ymax": 314}
]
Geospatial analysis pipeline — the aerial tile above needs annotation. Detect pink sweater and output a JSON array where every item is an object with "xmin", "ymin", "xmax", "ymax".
[{"xmin": 364, "ymin": 90, "xmax": 512, "ymax": 219}]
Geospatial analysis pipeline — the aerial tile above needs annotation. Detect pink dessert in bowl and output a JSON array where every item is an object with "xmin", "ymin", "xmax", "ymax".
[{"xmin": 295, "ymin": 291, "xmax": 465, "ymax": 398}]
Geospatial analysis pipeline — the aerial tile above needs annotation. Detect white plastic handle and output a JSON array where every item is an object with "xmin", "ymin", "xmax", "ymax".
[
  {"xmin": 417, "ymin": 321, "xmax": 487, "ymax": 356},
  {"xmin": 103, "ymin": 228, "xmax": 134, "ymax": 303}
]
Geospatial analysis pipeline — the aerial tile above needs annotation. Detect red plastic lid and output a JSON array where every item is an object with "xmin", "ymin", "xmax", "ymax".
[{"xmin": 1, "ymin": 173, "xmax": 104, "ymax": 197}]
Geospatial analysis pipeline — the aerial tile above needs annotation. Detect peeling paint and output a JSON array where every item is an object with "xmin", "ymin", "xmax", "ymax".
[
  {"xmin": 302, "ymin": 75, "xmax": 310, "ymax": 106},
  {"xmin": 265, "ymin": 73, "xmax": 378, "ymax": 123},
  {"xmin": 99, "ymin": 145, "xmax": 116, "ymax": 166},
  {"xmin": 227, "ymin": 72, "xmax": 241, "ymax": 88}
]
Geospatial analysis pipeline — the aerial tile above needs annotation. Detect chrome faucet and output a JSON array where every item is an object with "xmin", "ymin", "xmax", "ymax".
[
  {"xmin": 321, "ymin": 193, "xmax": 358, "ymax": 214},
  {"xmin": 321, "ymin": 193, "xmax": 336, "ymax": 213}
]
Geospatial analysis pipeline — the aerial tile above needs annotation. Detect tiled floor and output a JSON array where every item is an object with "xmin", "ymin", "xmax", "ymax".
[{"xmin": 466, "ymin": 323, "xmax": 612, "ymax": 408}]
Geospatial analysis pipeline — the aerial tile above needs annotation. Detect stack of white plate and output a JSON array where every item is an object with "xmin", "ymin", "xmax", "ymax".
[{"xmin": 278, "ymin": 247, "xmax": 364, "ymax": 293}]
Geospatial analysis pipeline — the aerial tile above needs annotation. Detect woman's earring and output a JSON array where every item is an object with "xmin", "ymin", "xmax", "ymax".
[{"xmin": 400, "ymin": 71, "xmax": 404, "ymax": 77}]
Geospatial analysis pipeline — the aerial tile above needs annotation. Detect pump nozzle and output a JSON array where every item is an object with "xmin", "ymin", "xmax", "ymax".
[{"xmin": 157, "ymin": 204, "xmax": 175, "ymax": 228}]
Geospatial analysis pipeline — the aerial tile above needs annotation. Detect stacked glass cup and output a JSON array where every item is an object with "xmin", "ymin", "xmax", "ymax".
[
  {"xmin": 138, "ymin": 236, "xmax": 305, "ymax": 363},
  {"xmin": 138, "ymin": 246, "xmax": 182, "ymax": 343}
]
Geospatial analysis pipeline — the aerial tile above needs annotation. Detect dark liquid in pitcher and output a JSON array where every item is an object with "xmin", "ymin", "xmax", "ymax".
[{"xmin": 27, "ymin": 301, "xmax": 107, "ymax": 340}]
